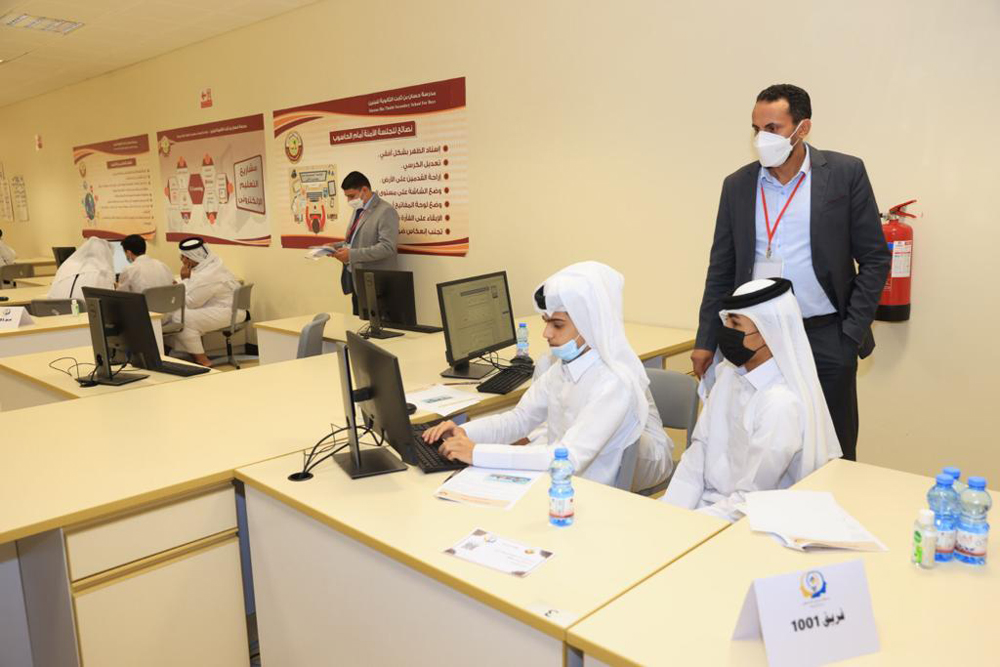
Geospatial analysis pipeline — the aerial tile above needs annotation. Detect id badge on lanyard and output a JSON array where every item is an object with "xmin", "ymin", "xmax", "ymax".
[{"xmin": 753, "ymin": 256, "xmax": 784, "ymax": 279}]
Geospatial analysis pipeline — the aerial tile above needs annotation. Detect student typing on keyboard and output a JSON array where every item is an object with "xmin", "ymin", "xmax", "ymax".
[{"xmin": 422, "ymin": 262, "xmax": 674, "ymax": 490}]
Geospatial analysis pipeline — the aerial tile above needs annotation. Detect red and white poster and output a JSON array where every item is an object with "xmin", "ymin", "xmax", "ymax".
[
  {"xmin": 72, "ymin": 134, "xmax": 156, "ymax": 239},
  {"xmin": 156, "ymin": 114, "xmax": 270, "ymax": 246},
  {"xmin": 272, "ymin": 77, "xmax": 468, "ymax": 255}
]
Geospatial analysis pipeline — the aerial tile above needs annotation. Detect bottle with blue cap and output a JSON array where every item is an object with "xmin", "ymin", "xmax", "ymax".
[
  {"xmin": 955, "ymin": 476, "xmax": 991, "ymax": 565},
  {"xmin": 548, "ymin": 447, "xmax": 574, "ymax": 527},
  {"xmin": 943, "ymin": 466, "xmax": 966, "ymax": 495},
  {"xmin": 927, "ymin": 473, "xmax": 961, "ymax": 562},
  {"xmin": 516, "ymin": 322, "xmax": 530, "ymax": 358}
]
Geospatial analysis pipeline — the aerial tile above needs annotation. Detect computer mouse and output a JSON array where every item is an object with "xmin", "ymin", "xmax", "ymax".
[
  {"xmin": 510, "ymin": 356, "xmax": 533, "ymax": 367},
  {"xmin": 0, "ymin": 296, "xmax": 8, "ymax": 302},
  {"xmin": 406, "ymin": 402, "xmax": 417, "ymax": 415}
]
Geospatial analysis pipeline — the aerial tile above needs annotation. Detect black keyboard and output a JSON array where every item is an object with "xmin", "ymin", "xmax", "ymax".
[
  {"xmin": 156, "ymin": 360, "xmax": 212, "ymax": 377},
  {"xmin": 410, "ymin": 422, "xmax": 466, "ymax": 473},
  {"xmin": 384, "ymin": 322, "xmax": 444, "ymax": 334},
  {"xmin": 477, "ymin": 366, "xmax": 532, "ymax": 395}
]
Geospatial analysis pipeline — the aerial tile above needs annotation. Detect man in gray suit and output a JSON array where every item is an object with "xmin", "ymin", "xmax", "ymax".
[
  {"xmin": 330, "ymin": 171, "xmax": 400, "ymax": 315},
  {"xmin": 692, "ymin": 84, "xmax": 890, "ymax": 461}
]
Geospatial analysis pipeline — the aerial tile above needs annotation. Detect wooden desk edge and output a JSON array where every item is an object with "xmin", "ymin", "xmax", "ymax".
[
  {"xmin": 0, "ymin": 321, "xmax": 89, "ymax": 338},
  {"xmin": 0, "ymin": 362, "xmax": 81, "ymax": 399},
  {"xmin": 235, "ymin": 469, "xmax": 571, "ymax": 642}
]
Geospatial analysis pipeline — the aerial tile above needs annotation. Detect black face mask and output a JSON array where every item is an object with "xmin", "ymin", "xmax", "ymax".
[{"xmin": 718, "ymin": 326, "xmax": 764, "ymax": 367}]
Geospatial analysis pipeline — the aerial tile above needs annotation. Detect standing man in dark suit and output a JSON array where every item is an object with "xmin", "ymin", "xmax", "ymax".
[
  {"xmin": 691, "ymin": 84, "xmax": 890, "ymax": 461},
  {"xmin": 329, "ymin": 171, "xmax": 400, "ymax": 315}
]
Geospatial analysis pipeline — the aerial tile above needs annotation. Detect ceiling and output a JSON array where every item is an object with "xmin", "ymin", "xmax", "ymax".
[{"xmin": 0, "ymin": 0, "xmax": 317, "ymax": 109}]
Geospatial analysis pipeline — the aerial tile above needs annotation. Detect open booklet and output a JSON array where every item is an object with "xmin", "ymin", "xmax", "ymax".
[
  {"xmin": 304, "ymin": 246, "xmax": 336, "ymax": 260},
  {"xmin": 744, "ymin": 490, "xmax": 887, "ymax": 552}
]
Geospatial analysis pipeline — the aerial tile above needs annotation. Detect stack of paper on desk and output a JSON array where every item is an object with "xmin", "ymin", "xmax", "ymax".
[
  {"xmin": 745, "ymin": 490, "xmax": 888, "ymax": 552},
  {"xmin": 406, "ymin": 384, "xmax": 484, "ymax": 416}
]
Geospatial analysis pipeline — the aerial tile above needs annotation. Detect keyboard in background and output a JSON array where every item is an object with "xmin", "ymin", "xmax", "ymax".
[
  {"xmin": 476, "ymin": 366, "xmax": 532, "ymax": 395},
  {"xmin": 156, "ymin": 360, "xmax": 212, "ymax": 377},
  {"xmin": 384, "ymin": 322, "xmax": 444, "ymax": 334}
]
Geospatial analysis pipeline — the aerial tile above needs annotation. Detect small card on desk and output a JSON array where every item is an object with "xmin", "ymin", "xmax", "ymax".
[
  {"xmin": 732, "ymin": 559, "xmax": 879, "ymax": 667},
  {"xmin": 444, "ymin": 528, "xmax": 552, "ymax": 577},
  {"xmin": 0, "ymin": 306, "xmax": 33, "ymax": 330}
]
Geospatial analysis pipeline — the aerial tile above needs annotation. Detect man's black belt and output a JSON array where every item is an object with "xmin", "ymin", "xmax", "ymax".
[{"xmin": 802, "ymin": 313, "xmax": 839, "ymax": 330}]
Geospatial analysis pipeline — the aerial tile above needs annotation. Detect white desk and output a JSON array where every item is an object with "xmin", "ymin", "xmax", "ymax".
[
  {"xmin": 0, "ymin": 284, "xmax": 52, "ymax": 306},
  {"xmin": 15, "ymin": 275, "xmax": 54, "ymax": 287},
  {"xmin": 254, "ymin": 311, "xmax": 427, "ymax": 364},
  {"xmin": 237, "ymin": 452, "xmax": 727, "ymax": 666},
  {"xmin": 13, "ymin": 256, "xmax": 57, "ymax": 277},
  {"xmin": 567, "ymin": 460, "xmax": 1000, "ymax": 666},
  {"xmin": 0, "ymin": 344, "xmax": 216, "ymax": 411},
  {"xmin": 0, "ymin": 312, "xmax": 163, "ymax": 358}
]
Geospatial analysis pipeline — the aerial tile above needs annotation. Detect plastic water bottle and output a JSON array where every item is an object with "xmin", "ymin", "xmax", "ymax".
[
  {"xmin": 955, "ymin": 476, "xmax": 991, "ymax": 565},
  {"xmin": 516, "ymin": 322, "xmax": 530, "ymax": 358},
  {"xmin": 548, "ymin": 447, "xmax": 574, "ymax": 527},
  {"xmin": 71, "ymin": 299, "xmax": 80, "ymax": 316},
  {"xmin": 911, "ymin": 509, "xmax": 937, "ymax": 569},
  {"xmin": 927, "ymin": 473, "xmax": 960, "ymax": 562},
  {"xmin": 943, "ymin": 466, "xmax": 966, "ymax": 495}
]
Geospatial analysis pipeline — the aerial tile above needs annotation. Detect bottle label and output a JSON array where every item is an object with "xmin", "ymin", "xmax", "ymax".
[
  {"xmin": 956, "ymin": 530, "xmax": 988, "ymax": 558},
  {"xmin": 549, "ymin": 495, "xmax": 574, "ymax": 519},
  {"xmin": 936, "ymin": 529, "xmax": 956, "ymax": 554}
]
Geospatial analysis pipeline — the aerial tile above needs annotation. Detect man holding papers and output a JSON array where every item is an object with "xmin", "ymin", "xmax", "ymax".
[
  {"xmin": 423, "ymin": 261, "xmax": 672, "ymax": 489},
  {"xmin": 663, "ymin": 278, "xmax": 841, "ymax": 520}
]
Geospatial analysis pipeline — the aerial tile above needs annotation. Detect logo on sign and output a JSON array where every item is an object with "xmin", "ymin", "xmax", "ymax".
[
  {"xmin": 284, "ymin": 131, "xmax": 303, "ymax": 163},
  {"xmin": 800, "ymin": 571, "xmax": 827, "ymax": 600}
]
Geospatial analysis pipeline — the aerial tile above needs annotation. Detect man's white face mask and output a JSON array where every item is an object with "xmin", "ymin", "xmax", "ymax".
[{"xmin": 754, "ymin": 120, "xmax": 805, "ymax": 168}]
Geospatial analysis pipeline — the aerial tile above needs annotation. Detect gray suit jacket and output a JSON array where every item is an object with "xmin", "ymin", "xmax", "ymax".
[
  {"xmin": 695, "ymin": 145, "xmax": 890, "ymax": 358},
  {"xmin": 339, "ymin": 193, "xmax": 399, "ymax": 294}
]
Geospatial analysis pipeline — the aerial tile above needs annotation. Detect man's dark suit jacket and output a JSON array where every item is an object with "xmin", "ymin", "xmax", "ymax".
[{"xmin": 695, "ymin": 145, "xmax": 891, "ymax": 359}]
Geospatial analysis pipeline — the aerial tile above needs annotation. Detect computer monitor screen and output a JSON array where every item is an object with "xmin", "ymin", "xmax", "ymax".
[
  {"xmin": 436, "ymin": 271, "xmax": 516, "ymax": 369},
  {"xmin": 345, "ymin": 330, "xmax": 413, "ymax": 458},
  {"xmin": 353, "ymin": 269, "xmax": 417, "ymax": 325},
  {"xmin": 110, "ymin": 240, "xmax": 129, "ymax": 275},
  {"xmin": 81, "ymin": 287, "xmax": 162, "ymax": 384},
  {"xmin": 52, "ymin": 246, "xmax": 75, "ymax": 267}
]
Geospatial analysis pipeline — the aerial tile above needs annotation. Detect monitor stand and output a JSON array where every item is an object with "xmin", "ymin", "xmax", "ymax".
[
  {"xmin": 363, "ymin": 327, "xmax": 403, "ymax": 340},
  {"xmin": 89, "ymin": 371, "xmax": 148, "ymax": 387},
  {"xmin": 440, "ymin": 360, "xmax": 494, "ymax": 380},
  {"xmin": 334, "ymin": 447, "xmax": 407, "ymax": 479}
]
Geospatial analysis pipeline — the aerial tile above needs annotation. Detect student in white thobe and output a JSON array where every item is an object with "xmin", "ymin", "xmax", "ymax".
[
  {"xmin": 166, "ymin": 237, "xmax": 242, "ymax": 367},
  {"xmin": 47, "ymin": 237, "xmax": 114, "ymax": 300},
  {"xmin": 663, "ymin": 278, "xmax": 841, "ymax": 521},
  {"xmin": 116, "ymin": 234, "xmax": 173, "ymax": 294},
  {"xmin": 0, "ymin": 229, "xmax": 16, "ymax": 266},
  {"xmin": 423, "ymin": 261, "xmax": 672, "ymax": 489}
]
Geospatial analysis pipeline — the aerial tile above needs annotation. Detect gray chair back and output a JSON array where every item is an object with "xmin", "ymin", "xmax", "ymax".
[
  {"xmin": 228, "ymin": 283, "xmax": 254, "ymax": 333},
  {"xmin": 613, "ymin": 439, "xmax": 640, "ymax": 491},
  {"xmin": 1, "ymin": 263, "xmax": 35, "ymax": 286},
  {"xmin": 29, "ymin": 299, "xmax": 81, "ymax": 317},
  {"xmin": 296, "ymin": 313, "xmax": 331, "ymax": 359},
  {"xmin": 144, "ymin": 283, "xmax": 186, "ymax": 335},
  {"xmin": 646, "ymin": 368, "xmax": 699, "ymax": 448}
]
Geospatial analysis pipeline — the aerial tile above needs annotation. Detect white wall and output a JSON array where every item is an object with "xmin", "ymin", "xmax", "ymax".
[{"xmin": 1, "ymin": 0, "xmax": 998, "ymax": 481}]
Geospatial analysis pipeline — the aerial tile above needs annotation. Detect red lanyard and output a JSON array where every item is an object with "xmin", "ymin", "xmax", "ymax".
[{"xmin": 760, "ymin": 171, "xmax": 807, "ymax": 258}]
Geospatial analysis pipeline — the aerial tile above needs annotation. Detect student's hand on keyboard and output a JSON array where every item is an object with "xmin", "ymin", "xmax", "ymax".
[
  {"xmin": 422, "ymin": 420, "xmax": 465, "ymax": 444},
  {"xmin": 438, "ymin": 434, "xmax": 475, "ymax": 464}
]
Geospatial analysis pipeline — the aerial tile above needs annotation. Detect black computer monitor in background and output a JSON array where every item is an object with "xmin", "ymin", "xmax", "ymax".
[
  {"xmin": 331, "ymin": 336, "xmax": 407, "ymax": 479},
  {"xmin": 436, "ymin": 271, "xmax": 516, "ymax": 379},
  {"xmin": 353, "ymin": 268, "xmax": 417, "ymax": 340},
  {"xmin": 81, "ymin": 287, "xmax": 163, "ymax": 386},
  {"xmin": 52, "ymin": 246, "xmax": 75, "ymax": 267}
]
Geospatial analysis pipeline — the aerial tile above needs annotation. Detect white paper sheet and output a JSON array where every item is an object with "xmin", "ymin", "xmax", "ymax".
[
  {"xmin": 304, "ymin": 246, "xmax": 335, "ymax": 260},
  {"xmin": 444, "ymin": 528, "xmax": 553, "ymax": 577},
  {"xmin": 406, "ymin": 384, "xmax": 484, "ymax": 416},
  {"xmin": 745, "ymin": 490, "xmax": 887, "ymax": 552},
  {"xmin": 434, "ymin": 467, "xmax": 543, "ymax": 509}
]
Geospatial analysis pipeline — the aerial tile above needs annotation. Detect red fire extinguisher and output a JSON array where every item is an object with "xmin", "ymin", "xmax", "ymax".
[{"xmin": 876, "ymin": 199, "xmax": 916, "ymax": 322}]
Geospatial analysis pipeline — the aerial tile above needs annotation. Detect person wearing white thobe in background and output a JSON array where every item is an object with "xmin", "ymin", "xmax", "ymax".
[
  {"xmin": 663, "ymin": 278, "xmax": 841, "ymax": 521},
  {"xmin": 47, "ymin": 237, "xmax": 114, "ymax": 300},
  {"xmin": 0, "ymin": 229, "xmax": 16, "ymax": 266},
  {"xmin": 116, "ymin": 234, "xmax": 173, "ymax": 294}
]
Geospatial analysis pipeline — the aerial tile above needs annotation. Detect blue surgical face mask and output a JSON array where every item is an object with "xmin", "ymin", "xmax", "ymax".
[{"xmin": 551, "ymin": 336, "xmax": 584, "ymax": 362}]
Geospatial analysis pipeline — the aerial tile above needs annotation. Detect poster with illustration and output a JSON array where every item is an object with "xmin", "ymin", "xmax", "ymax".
[
  {"xmin": 157, "ymin": 114, "xmax": 270, "ymax": 246},
  {"xmin": 273, "ymin": 77, "xmax": 468, "ymax": 255},
  {"xmin": 72, "ymin": 134, "xmax": 155, "ymax": 239}
]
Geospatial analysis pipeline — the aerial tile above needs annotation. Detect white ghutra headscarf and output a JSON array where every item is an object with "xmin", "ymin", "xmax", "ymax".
[
  {"xmin": 532, "ymin": 261, "xmax": 650, "ymax": 452},
  {"xmin": 179, "ymin": 237, "xmax": 238, "ymax": 288},
  {"xmin": 47, "ymin": 237, "xmax": 114, "ymax": 299}
]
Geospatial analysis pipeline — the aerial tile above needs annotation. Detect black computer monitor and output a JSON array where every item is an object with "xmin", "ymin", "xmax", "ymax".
[
  {"xmin": 331, "ymin": 337, "xmax": 407, "ymax": 479},
  {"xmin": 436, "ymin": 271, "xmax": 516, "ymax": 379},
  {"xmin": 52, "ymin": 246, "xmax": 75, "ymax": 267},
  {"xmin": 353, "ymin": 268, "xmax": 417, "ymax": 340},
  {"xmin": 81, "ymin": 287, "xmax": 163, "ymax": 386}
]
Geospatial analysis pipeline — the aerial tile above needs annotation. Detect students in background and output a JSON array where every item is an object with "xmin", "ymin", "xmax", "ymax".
[
  {"xmin": 116, "ymin": 234, "xmax": 173, "ymax": 293},
  {"xmin": 47, "ymin": 237, "xmax": 114, "ymax": 300},
  {"xmin": 0, "ymin": 229, "xmax": 15, "ymax": 266},
  {"xmin": 327, "ymin": 171, "xmax": 399, "ymax": 316},
  {"xmin": 423, "ymin": 261, "xmax": 673, "ymax": 489},
  {"xmin": 663, "ymin": 278, "xmax": 841, "ymax": 521},
  {"xmin": 165, "ymin": 237, "xmax": 243, "ymax": 367}
]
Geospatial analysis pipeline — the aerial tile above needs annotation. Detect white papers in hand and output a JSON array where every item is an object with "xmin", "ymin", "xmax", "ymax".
[
  {"xmin": 444, "ymin": 528, "xmax": 553, "ymax": 577},
  {"xmin": 434, "ymin": 467, "xmax": 543, "ymax": 510},
  {"xmin": 745, "ymin": 490, "xmax": 887, "ymax": 552},
  {"xmin": 407, "ymin": 384, "xmax": 484, "ymax": 416},
  {"xmin": 304, "ymin": 246, "xmax": 335, "ymax": 260}
]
